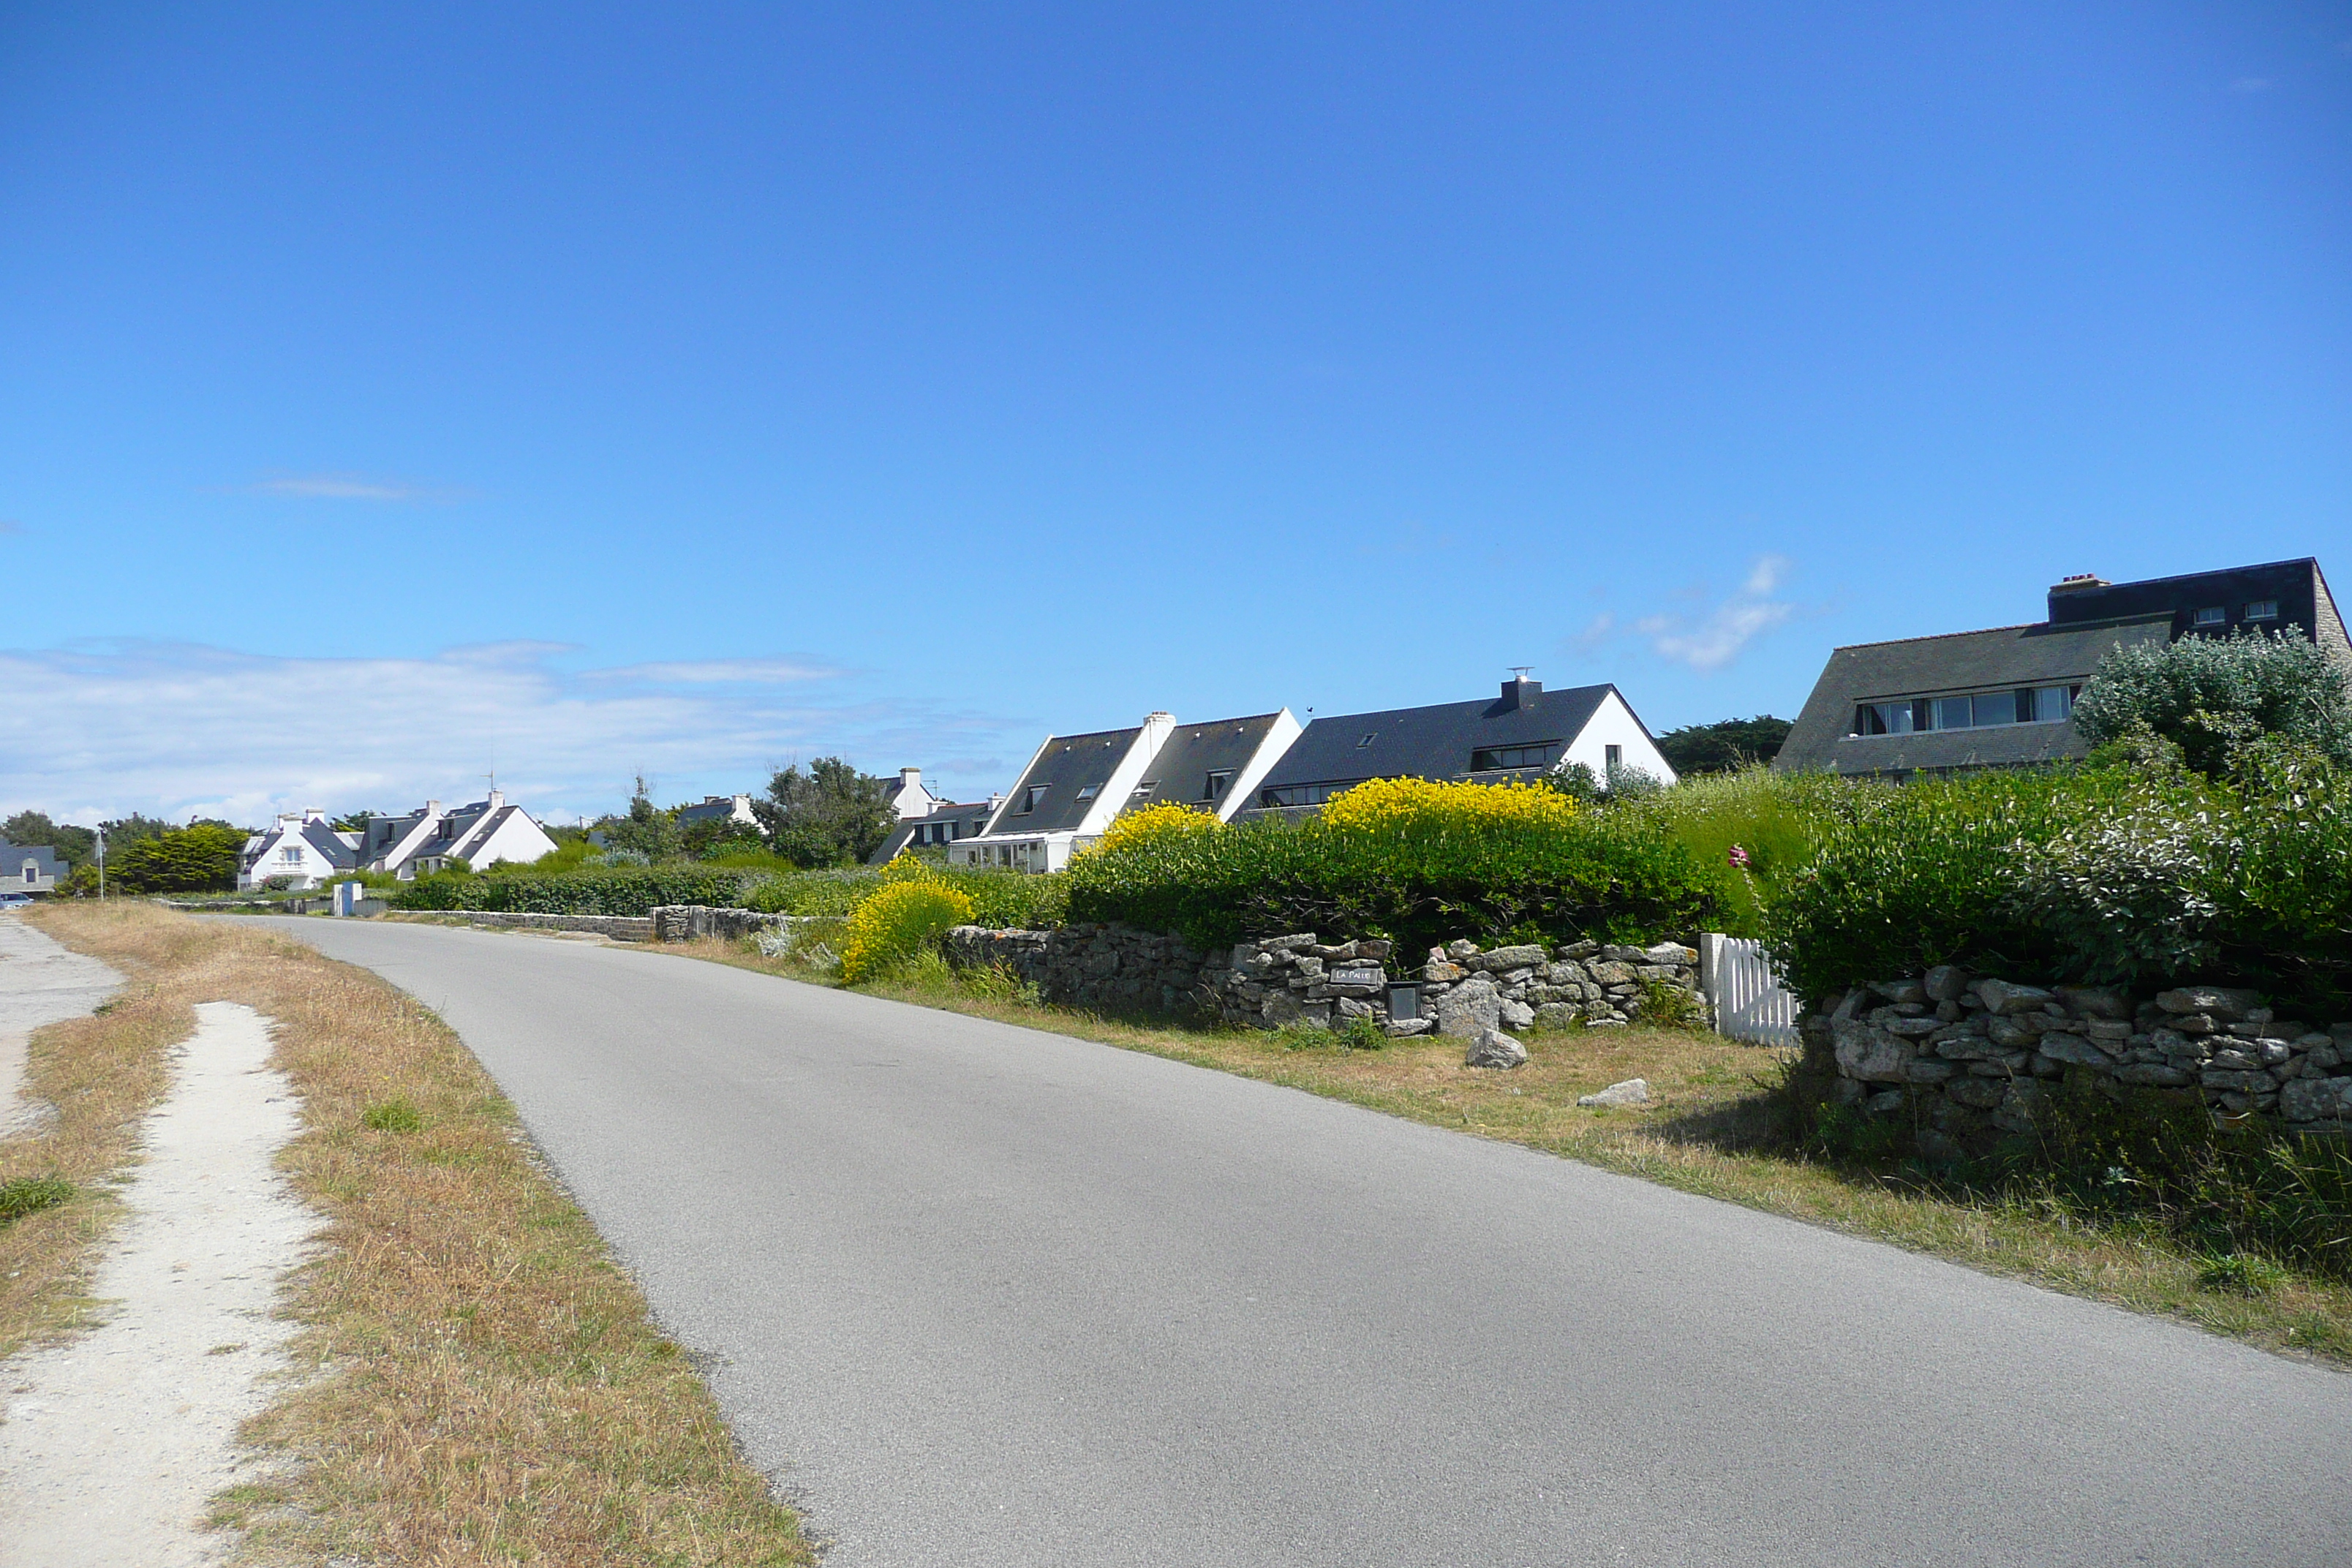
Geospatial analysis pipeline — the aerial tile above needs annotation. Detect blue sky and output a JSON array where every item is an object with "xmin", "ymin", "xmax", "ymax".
[{"xmin": 3, "ymin": 2, "xmax": 2348, "ymax": 825}]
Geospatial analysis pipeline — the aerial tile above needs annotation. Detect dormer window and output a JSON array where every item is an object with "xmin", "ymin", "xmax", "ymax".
[
  {"xmin": 2245, "ymin": 599, "xmax": 2278, "ymax": 621},
  {"xmin": 1017, "ymin": 785, "xmax": 1049, "ymax": 814},
  {"xmin": 1204, "ymin": 770, "xmax": 1232, "ymax": 800},
  {"xmin": 1471, "ymin": 742, "xmax": 1559, "ymax": 772},
  {"xmin": 2193, "ymin": 606, "xmax": 2227, "ymax": 627}
]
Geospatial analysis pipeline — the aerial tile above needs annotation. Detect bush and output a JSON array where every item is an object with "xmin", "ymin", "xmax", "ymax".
[
  {"xmin": 1633, "ymin": 766, "xmax": 1860, "ymax": 936},
  {"xmin": 840, "ymin": 879, "xmax": 976, "ymax": 984},
  {"xmin": 2073, "ymin": 625, "xmax": 2352, "ymax": 776},
  {"xmin": 104, "ymin": 823, "xmax": 245, "ymax": 894},
  {"xmin": 391, "ymin": 865, "xmax": 766, "ymax": 915},
  {"xmin": 1067, "ymin": 778, "xmax": 1724, "ymax": 954}
]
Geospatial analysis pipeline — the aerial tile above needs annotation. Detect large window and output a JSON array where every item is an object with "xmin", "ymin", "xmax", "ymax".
[
  {"xmin": 1259, "ymin": 780, "xmax": 1358, "ymax": 808},
  {"xmin": 1852, "ymin": 685, "xmax": 2076, "ymax": 736},
  {"xmin": 1471, "ymin": 742, "xmax": 1560, "ymax": 772}
]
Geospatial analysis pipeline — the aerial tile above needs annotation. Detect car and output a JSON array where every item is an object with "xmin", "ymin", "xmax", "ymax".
[{"xmin": 0, "ymin": 892, "xmax": 34, "ymax": 908}]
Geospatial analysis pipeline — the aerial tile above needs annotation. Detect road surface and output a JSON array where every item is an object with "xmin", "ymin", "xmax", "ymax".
[{"xmin": 246, "ymin": 917, "xmax": 2352, "ymax": 1567}]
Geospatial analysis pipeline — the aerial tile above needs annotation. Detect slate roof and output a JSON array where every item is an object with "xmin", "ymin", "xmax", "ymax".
[
  {"xmin": 990, "ymin": 727, "xmax": 1146, "ymax": 835},
  {"xmin": 0, "ymin": 841, "xmax": 67, "ymax": 882},
  {"xmin": 1120, "ymin": 712, "xmax": 1287, "ymax": 816},
  {"xmin": 1250, "ymin": 682, "xmax": 1616, "ymax": 803},
  {"xmin": 1775, "ymin": 615, "xmax": 2174, "ymax": 776},
  {"xmin": 867, "ymin": 801, "xmax": 998, "ymax": 864}
]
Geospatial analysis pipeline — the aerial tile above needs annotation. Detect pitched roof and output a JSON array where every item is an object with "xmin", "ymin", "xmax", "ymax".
[
  {"xmin": 1774, "ymin": 615, "xmax": 2172, "ymax": 775},
  {"xmin": 1253, "ymin": 683, "xmax": 1615, "ymax": 796},
  {"xmin": 990, "ymin": 726, "xmax": 1146, "ymax": 835},
  {"xmin": 1118, "ymin": 712, "xmax": 1286, "ymax": 815},
  {"xmin": 865, "ymin": 800, "xmax": 998, "ymax": 864}
]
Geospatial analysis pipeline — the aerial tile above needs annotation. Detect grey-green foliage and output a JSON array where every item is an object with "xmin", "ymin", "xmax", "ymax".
[{"xmin": 2073, "ymin": 626, "xmax": 2352, "ymax": 776}]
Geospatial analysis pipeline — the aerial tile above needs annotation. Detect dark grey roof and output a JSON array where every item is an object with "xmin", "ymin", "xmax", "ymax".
[
  {"xmin": 990, "ymin": 726, "xmax": 1145, "ymax": 834},
  {"xmin": 676, "ymin": 795, "xmax": 748, "ymax": 826},
  {"xmin": 1119, "ymin": 712, "xmax": 1286, "ymax": 815},
  {"xmin": 1250, "ymin": 682, "xmax": 1616, "ymax": 802},
  {"xmin": 1775, "ymin": 616, "xmax": 2172, "ymax": 776},
  {"xmin": 0, "ymin": 841, "xmax": 67, "ymax": 879},
  {"xmin": 2045, "ymin": 557, "xmax": 2338, "ymax": 646},
  {"xmin": 866, "ymin": 801, "xmax": 998, "ymax": 864},
  {"xmin": 299, "ymin": 818, "xmax": 359, "ymax": 868}
]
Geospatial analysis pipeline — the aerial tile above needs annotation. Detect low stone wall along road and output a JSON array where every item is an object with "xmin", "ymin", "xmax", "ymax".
[{"xmin": 243, "ymin": 918, "xmax": 2352, "ymax": 1568}]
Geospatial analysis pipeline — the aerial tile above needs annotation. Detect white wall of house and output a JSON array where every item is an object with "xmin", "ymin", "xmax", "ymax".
[
  {"xmin": 238, "ymin": 809, "xmax": 350, "ymax": 891},
  {"xmin": 1560, "ymin": 690, "xmax": 1680, "ymax": 788},
  {"xmin": 1215, "ymin": 709, "xmax": 1303, "ymax": 823},
  {"xmin": 890, "ymin": 769, "xmax": 943, "ymax": 821},
  {"xmin": 456, "ymin": 800, "xmax": 559, "ymax": 872}
]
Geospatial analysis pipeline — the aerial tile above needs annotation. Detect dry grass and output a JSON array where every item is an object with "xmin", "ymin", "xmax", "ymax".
[
  {"xmin": 25, "ymin": 902, "xmax": 812, "ymax": 1567},
  {"xmin": 685, "ymin": 937, "xmax": 2352, "ymax": 1365}
]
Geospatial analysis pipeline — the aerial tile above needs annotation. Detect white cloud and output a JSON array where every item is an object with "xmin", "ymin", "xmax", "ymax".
[
  {"xmin": 0, "ymin": 639, "xmax": 1013, "ymax": 826},
  {"xmin": 247, "ymin": 472, "xmax": 461, "ymax": 502},
  {"xmin": 1643, "ymin": 554, "xmax": 1795, "ymax": 671}
]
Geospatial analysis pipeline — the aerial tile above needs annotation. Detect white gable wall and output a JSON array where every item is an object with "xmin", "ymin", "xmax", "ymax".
[
  {"xmin": 1559, "ymin": 690, "xmax": 1679, "ymax": 788},
  {"xmin": 458, "ymin": 808, "xmax": 559, "ymax": 872},
  {"xmin": 1215, "ymin": 709, "xmax": 1304, "ymax": 823}
]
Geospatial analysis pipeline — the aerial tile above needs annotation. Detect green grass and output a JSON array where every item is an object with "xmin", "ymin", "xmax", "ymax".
[{"xmin": 0, "ymin": 1176, "xmax": 74, "ymax": 1226}]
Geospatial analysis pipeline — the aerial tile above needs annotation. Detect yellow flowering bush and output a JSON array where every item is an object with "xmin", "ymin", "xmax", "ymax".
[
  {"xmin": 1079, "ymin": 802, "xmax": 1231, "ymax": 860},
  {"xmin": 1318, "ymin": 775, "xmax": 1580, "ymax": 836},
  {"xmin": 839, "ymin": 878, "xmax": 976, "ymax": 984}
]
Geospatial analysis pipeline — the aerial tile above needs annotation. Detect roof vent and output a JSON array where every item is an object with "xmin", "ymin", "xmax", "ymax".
[{"xmin": 2050, "ymin": 573, "xmax": 2109, "ymax": 595}]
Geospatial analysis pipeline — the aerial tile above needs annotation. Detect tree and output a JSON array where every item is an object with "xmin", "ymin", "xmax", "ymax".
[
  {"xmin": 330, "ymin": 810, "xmax": 378, "ymax": 832},
  {"xmin": 752, "ymin": 757, "xmax": 896, "ymax": 867},
  {"xmin": 1654, "ymin": 715, "xmax": 1793, "ymax": 777},
  {"xmin": 682, "ymin": 813, "xmax": 766, "ymax": 859},
  {"xmin": 1, "ymin": 810, "xmax": 97, "ymax": 869},
  {"xmin": 104, "ymin": 823, "xmax": 245, "ymax": 893},
  {"xmin": 599, "ymin": 776, "xmax": 684, "ymax": 860},
  {"xmin": 2073, "ymin": 627, "xmax": 2352, "ymax": 777}
]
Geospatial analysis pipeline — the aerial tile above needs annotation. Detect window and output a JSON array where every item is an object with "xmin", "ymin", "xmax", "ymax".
[
  {"xmin": 1853, "ymin": 701, "xmax": 1917, "ymax": 736},
  {"xmin": 2032, "ymin": 685, "xmax": 2074, "ymax": 722},
  {"xmin": 1855, "ymin": 685, "xmax": 2078, "ymax": 735},
  {"xmin": 1074, "ymin": 784, "xmax": 1099, "ymax": 802},
  {"xmin": 1471, "ymin": 742, "xmax": 1560, "ymax": 772},
  {"xmin": 1971, "ymin": 691, "xmax": 2019, "ymax": 728},
  {"xmin": 1203, "ymin": 770, "xmax": 1232, "ymax": 800},
  {"xmin": 282, "ymin": 847, "xmax": 302, "ymax": 863},
  {"xmin": 2246, "ymin": 599, "xmax": 2279, "ymax": 621},
  {"xmin": 1129, "ymin": 781, "xmax": 1157, "ymax": 800},
  {"xmin": 1017, "ymin": 785, "xmax": 1049, "ymax": 814},
  {"xmin": 23, "ymin": 863, "xmax": 34, "ymax": 883},
  {"xmin": 1605, "ymin": 744, "xmax": 1623, "ymax": 770},
  {"xmin": 2193, "ymin": 606, "xmax": 2227, "ymax": 627},
  {"xmin": 1259, "ymin": 780, "xmax": 1357, "ymax": 808},
  {"xmin": 1357, "ymin": 733, "xmax": 1377, "ymax": 748}
]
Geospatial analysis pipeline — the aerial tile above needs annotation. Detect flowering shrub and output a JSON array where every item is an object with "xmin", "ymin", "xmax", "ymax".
[
  {"xmin": 1079, "ymin": 802, "xmax": 1230, "ymax": 859},
  {"xmin": 1317, "ymin": 776, "xmax": 1580, "ymax": 835},
  {"xmin": 840, "ymin": 878, "xmax": 976, "ymax": 984}
]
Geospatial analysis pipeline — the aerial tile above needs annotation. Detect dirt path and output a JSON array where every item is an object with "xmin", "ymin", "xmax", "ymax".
[
  {"xmin": 0, "ymin": 911, "xmax": 121, "ymax": 1137},
  {"xmin": 0, "ymin": 1002, "xmax": 320, "ymax": 1567}
]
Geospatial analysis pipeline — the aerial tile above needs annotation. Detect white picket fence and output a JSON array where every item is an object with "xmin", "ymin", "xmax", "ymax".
[{"xmin": 1698, "ymin": 933, "xmax": 1801, "ymax": 1047}]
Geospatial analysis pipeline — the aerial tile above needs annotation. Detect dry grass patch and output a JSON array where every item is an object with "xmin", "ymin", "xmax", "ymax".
[
  {"xmin": 29, "ymin": 902, "xmax": 812, "ymax": 1568},
  {"xmin": 674, "ymin": 935, "xmax": 2352, "ymax": 1364}
]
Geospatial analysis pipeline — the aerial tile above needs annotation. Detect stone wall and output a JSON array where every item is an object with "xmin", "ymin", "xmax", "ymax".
[
  {"xmin": 649, "ymin": 905, "xmax": 811, "ymax": 943},
  {"xmin": 401, "ymin": 909, "xmax": 656, "ymax": 941},
  {"xmin": 1807, "ymin": 968, "xmax": 2352, "ymax": 1145},
  {"xmin": 943, "ymin": 923, "xmax": 1703, "ymax": 1043}
]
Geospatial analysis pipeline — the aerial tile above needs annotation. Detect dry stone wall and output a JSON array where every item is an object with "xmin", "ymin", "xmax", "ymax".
[
  {"xmin": 943, "ymin": 923, "xmax": 1702, "ymax": 1039},
  {"xmin": 1808, "ymin": 968, "xmax": 2352, "ymax": 1145}
]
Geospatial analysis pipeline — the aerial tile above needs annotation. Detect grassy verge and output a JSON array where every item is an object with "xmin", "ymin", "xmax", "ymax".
[
  {"xmin": 23, "ymin": 902, "xmax": 812, "ymax": 1567},
  {"xmin": 675, "ymin": 937, "xmax": 2352, "ymax": 1365}
]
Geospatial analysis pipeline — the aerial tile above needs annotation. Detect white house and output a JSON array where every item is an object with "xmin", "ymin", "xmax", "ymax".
[
  {"xmin": 350, "ymin": 791, "xmax": 561, "ymax": 881},
  {"xmin": 675, "ymin": 794, "xmax": 761, "ymax": 832},
  {"xmin": 238, "ymin": 810, "xmax": 358, "ymax": 891},
  {"xmin": 0, "ymin": 840, "xmax": 68, "ymax": 896},
  {"xmin": 1241, "ymin": 675, "xmax": 1677, "ymax": 812},
  {"xmin": 952, "ymin": 710, "xmax": 1304, "ymax": 872},
  {"xmin": 881, "ymin": 766, "xmax": 943, "ymax": 821}
]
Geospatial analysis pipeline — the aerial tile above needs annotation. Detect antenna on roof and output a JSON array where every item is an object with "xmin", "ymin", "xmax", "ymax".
[{"xmin": 1509, "ymin": 666, "xmax": 1534, "ymax": 680}]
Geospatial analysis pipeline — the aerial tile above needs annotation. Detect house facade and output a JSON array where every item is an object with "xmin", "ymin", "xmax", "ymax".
[
  {"xmin": 866, "ymin": 797, "xmax": 1002, "ymax": 865},
  {"xmin": 675, "ymin": 794, "xmax": 760, "ymax": 832},
  {"xmin": 881, "ymin": 767, "xmax": 944, "ymax": 821},
  {"xmin": 0, "ymin": 840, "xmax": 67, "ymax": 896},
  {"xmin": 238, "ymin": 810, "xmax": 359, "ymax": 891},
  {"xmin": 1775, "ymin": 557, "xmax": 2348, "ymax": 780},
  {"xmin": 347, "ymin": 791, "xmax": 561, "ymax": 881},
  {"xmin": 952, "ymin": 710, "xmax": 1303, "ymax": 872},
  {"xmin": 1240, "ymin": 676, "xmax": 1676, "ymax": 815}
]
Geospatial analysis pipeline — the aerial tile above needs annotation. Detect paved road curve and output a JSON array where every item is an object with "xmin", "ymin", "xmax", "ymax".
[{"xmin": 249, "ymin": 918, "xmax": 2351, "ymax": 1567}]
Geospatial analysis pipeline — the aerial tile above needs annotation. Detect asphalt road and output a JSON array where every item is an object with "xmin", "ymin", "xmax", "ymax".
[{"xmin": 247, "ymin": 917, "xmax": 2352, "ymax": 1567}]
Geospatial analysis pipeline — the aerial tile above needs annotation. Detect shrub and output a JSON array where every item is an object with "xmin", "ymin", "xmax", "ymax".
[
  {"xmin": 840, "ymin": 879, "xmax": 976, "ymax": 984},
  {"xmin": 1078, "ymin": 802, "xmax": 1231, "ymax": 859},
  {"xmin": 104, "ymin": 823, "xmax": 245, "ymax": 894},
  {"xmin": 1633, "ymin": 766, "xmax": 1861, "ymax": 936},
  {"xmin": 2073, "ymin": 625, "xmax": 2352, "ymax": 776},
  {"xmin": 391, "ymin": 865, "xmax": 764, "ymax": 915},
  {"xmin": 1068, "ymin": 778, "xmax": 1723, "ymax": 954}
]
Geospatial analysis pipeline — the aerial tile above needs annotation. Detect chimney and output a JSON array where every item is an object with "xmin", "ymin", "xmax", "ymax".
[
  {"xmin": 900, "ymin": 767, "xmax": 921, "ymax": 794},
  {"xmin": 488, "ymin": 788, "xmax": 505, "ymax": 810},
  {"xmin": 2049, "ymin": 573, "xmax": 2108, "ymax": 595},
  {"xmin": 1497, "ymin": 671, "xmax": 1542, "ymax": 712}
]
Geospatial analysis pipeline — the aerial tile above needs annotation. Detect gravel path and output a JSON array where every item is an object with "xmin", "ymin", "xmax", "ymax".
[
  {"xmin": 0, "ymin": 912, "xmax": 121, "ymax": 1138},
  {"xmin": 251, "ymin": 917, "xmax": 2352, "ymax": 1568},
  {"xmin": 0, "ymin": 1003, "xmax": 319, "ymax": 1567}
]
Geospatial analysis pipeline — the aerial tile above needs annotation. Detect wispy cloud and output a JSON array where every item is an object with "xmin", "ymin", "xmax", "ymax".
[
  {"xmin": 1640, "ymin": 555, "xmax": 1795, "ymax": 672},
  {"xmin": 0, "ymin": 640, "xmax": 1016, "ymax": 826},
  {"xmin": 246, "ymin": 472, "xmax": 467, "ymax": 502}
]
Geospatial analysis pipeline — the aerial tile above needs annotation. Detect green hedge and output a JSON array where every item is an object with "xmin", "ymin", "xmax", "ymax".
[
  {"xmin": 393, "ymin": 867, "xmax": 767, "ymax": 915},
  {"xmin": 1065, "ymin": 812, "xmax": 1725, "ymax": 955},
  {"xmin": 1760, "ymin": 758, "xmax": 2352, "ymax": 1014}
]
